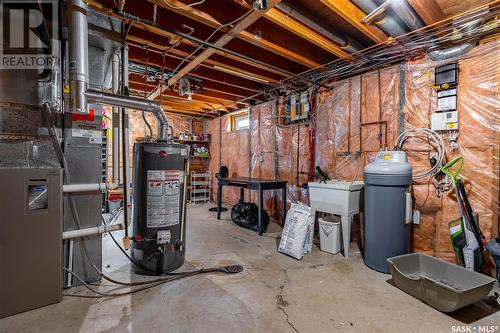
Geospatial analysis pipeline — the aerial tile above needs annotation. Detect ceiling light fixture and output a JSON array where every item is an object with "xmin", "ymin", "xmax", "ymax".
[
  {"xmin": 253, "ymin": 0, "xmax": 268, "ymax": 10},
  {"xmin": 253, "ymin": 28, "xmax": 262, "ymax": 39},
  {"xmin": 213, "ymin": 65, "xmax": 270, "ymax": 84}
]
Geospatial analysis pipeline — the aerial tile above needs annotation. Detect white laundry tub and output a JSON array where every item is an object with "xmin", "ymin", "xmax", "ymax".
[
  {"xmin": 308, "ymin": 181, "xmax": 364, "ymax": 215},
  {"xmin": 308, "ymin": 181, "xmax": 364, "ymax": 258}
]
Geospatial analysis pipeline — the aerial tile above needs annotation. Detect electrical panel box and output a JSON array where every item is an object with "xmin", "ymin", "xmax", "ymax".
[
  {"xmin": 283, "ymin": 91, "xmax": 310, "ymax": 125},
  {"xmin": 431, "ymin": 111, "xmax": 459, "ymax": 131}
]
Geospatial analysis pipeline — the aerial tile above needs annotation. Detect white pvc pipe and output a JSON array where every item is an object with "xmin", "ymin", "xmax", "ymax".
[
  {"xmin": 63, "ymin": 182, "xmax": 119, "ymax": 193},
  {"xmin": 62, "ymin": 223, "xmax": 124, "ymax": 240}
]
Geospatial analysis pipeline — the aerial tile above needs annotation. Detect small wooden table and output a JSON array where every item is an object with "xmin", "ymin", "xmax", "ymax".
[{"xmin": 216, "ymin": 177, "xmax": 287, "ymax": 235}]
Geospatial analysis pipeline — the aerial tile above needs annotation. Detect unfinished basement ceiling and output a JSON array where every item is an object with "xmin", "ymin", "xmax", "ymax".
[
  {"xmin": 435, "ymin": 0, "xmax": 492, "ymax": 16},
  {"xmin": 279, "ymin": 0, "xmax": 378, "ymax": 48},
  {"xmin": 89, "ymin": 0, "xmax": 497, "ymax": 117}
]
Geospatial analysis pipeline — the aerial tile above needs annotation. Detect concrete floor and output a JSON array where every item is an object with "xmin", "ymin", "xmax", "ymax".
[{"xmin": 1, "ymin": 203, "xmax": 499, "ymax": 333}]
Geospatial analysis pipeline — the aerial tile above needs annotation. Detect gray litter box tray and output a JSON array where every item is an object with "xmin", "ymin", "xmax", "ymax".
[{"xmin": 387, "ymin": 253, "xmax": 495, "ymax": 312}]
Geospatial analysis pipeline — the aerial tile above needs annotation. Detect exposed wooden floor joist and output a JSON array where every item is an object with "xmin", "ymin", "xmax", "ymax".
[
  {"xmin": 235, "ymin": 1, "xmax": 353, "ymax": 60},
  {"xmin": 408, "ymin": 0, "xmax": 446, "ymax": 25},
  {"xmin": 149, "ymin": 0, "xmax": 322, "ymax": 68},
  {"xmin": 320, "ymin": 0, "xmax": 389, "ymax": 44},
  {"xmin": 147, "ymin": 0, "xmax": 282, "ymax": 100}
]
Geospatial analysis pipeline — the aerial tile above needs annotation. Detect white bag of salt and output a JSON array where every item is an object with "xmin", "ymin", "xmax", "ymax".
[
  {"xmin": 278, "ymin": 203, "xmax": 314, "ymax": 259},
  {"xmin": 303, "ymin": 211, "xmax": 315, "ymax": 254}
]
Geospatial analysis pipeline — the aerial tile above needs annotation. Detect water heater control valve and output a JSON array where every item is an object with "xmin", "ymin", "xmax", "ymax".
[{"xmin": 157, "ymin": 230, "xmax": 171, "ymax": 244}]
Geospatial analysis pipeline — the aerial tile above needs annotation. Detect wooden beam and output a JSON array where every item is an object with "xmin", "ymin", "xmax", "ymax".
[
  {"xmin": 128, "ymin": 91, "xmax": 212, "ymax": 114},
  {"xmin": 129, "ymin": 71, "xmax": 252, "ymax": 107},
  {"xmin": 257, "ymin": 7, "xmax": 352, "ymax": 59},
  {"xmin": 238, "ymin": 31, "xmax": 320, "ymax": 68},
  {"xmin": 320, "ymin": 0, "xmax": 388, "ymax": 44},
  {"xmin": 149, "ymin": 0, "xmax": 282, "ymax": 100},
  {"xmin": 132, "ymin": 80, "xmax": 247, "ymax": 107},
  {"xmin": 131, "ymin": 19, "xmax": 292, "ymax": 76},
  {"xmin": 160, "ymin": 94, "xmax": 238, "ymax": 112},
  {"xmin": 149, "ymin": 0, "xmax": 321, "ymax": 68},
  {"xmin": 130, "ymin": 55, "xmax": 261, "ymax": 96},
  {"xmin": 127, "ymin": 35, "xmax": 279, "ymax": 83},
  {"xmin": 408, "ymin": 0, "xmax": 445, "ymax": 26},
  {"xmin": 128, "ymin": 46, "xmax": 264, "ymax": 95},
  {"xmin": 129, "ymin": 82, "xmax": 236, "ymax": 112},
  {"xmin": 87, "ymin": 1, "xmax": 302, "ymax": 77},
  {"xmin": 133, "ymin": 77, "xmax": 250, "ymax": 103},
  {"xmin": 148, "ymin": 0, "xmax": 221, "ymax": 27}
]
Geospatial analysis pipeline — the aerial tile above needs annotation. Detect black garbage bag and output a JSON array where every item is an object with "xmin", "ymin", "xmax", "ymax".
[{"xmin": 231, "ymin": 200, "xmax": 269, "ymax": 233}]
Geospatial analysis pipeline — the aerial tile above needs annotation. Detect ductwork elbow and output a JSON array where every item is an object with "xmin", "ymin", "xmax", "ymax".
[
  {"xmin": 152, "ymin": 105, "xmax": 169, "ymax": 140},
  {"xmin": 84, "ymin": 89, "xmax": 169, "ymax": 140},
  {"xmin": 427, "ymin": 43, "xmax": 474, "ymax": 61}
]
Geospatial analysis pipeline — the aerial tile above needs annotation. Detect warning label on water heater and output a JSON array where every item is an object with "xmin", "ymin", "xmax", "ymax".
[{"xmin": 146, "ymin": 170, "xmax": 182, "ymax": 228}]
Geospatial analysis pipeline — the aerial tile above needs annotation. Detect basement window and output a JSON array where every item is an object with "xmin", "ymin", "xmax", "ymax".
[
  {"xmin": 228, "ymin": 110, "xmax": 250, "ymax": 131},
  {"xmin": 235, "ymin": 115, "xmax": 249, "ymax": 130}
]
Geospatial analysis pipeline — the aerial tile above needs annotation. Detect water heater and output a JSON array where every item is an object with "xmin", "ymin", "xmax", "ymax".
[{"xmin": 131, "ymin": 142, "xmax": 189, "ymax": 274}]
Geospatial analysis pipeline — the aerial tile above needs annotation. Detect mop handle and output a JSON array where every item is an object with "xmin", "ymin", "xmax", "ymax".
[{"xmin": 441, "ymin": 156, "xmax": 464, "ymax": 186}]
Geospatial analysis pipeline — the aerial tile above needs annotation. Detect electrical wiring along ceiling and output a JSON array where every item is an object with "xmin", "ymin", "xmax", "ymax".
[
  {"xmin": 93, "ymin": 0, "xmax": 499, "ymax": 114},
  {"xmin": 263, "ymin": 1, "xmax": 499, "ymax": 100}
]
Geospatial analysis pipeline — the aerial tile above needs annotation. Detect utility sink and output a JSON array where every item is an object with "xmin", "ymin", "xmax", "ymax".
[
  {"xmin": 308, "ymin": 181, "xmax": 364, "ymax": 258},
  {"xmin": 308, "ymin": 181, "xmax": 364, "ymax": 215}
]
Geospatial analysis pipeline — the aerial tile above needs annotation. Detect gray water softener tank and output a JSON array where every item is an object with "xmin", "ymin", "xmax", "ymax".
[
  {"xmin": 364, "ymin": 151, "xmax": 412, "ymax": 273},
  {"xmin": 131, "ymin": 142, "xmax": 189, "ymax": 274}
]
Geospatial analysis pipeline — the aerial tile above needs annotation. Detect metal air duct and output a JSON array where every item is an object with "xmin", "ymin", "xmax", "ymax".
[
  {"xmin": 428, "ymin": 43, "xmax": 474, "ymax": 61},
  {"xmin": 85, "ymin": 89, "xmax": 168, "ymax": 140},
  {"xmin": 390, "ymin": 0, "xmax": 425, "ymax": 31},
  {"xmin": 352, "ymin": 0, "xmax": 409, "ymax": 37},
  {"xmin": 427, "ymin": 17, "xmax": 486, "ymax": 61},
  {"xmin": 69, "ymin": 0, "xmax": 89, "ymax": 114}
]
